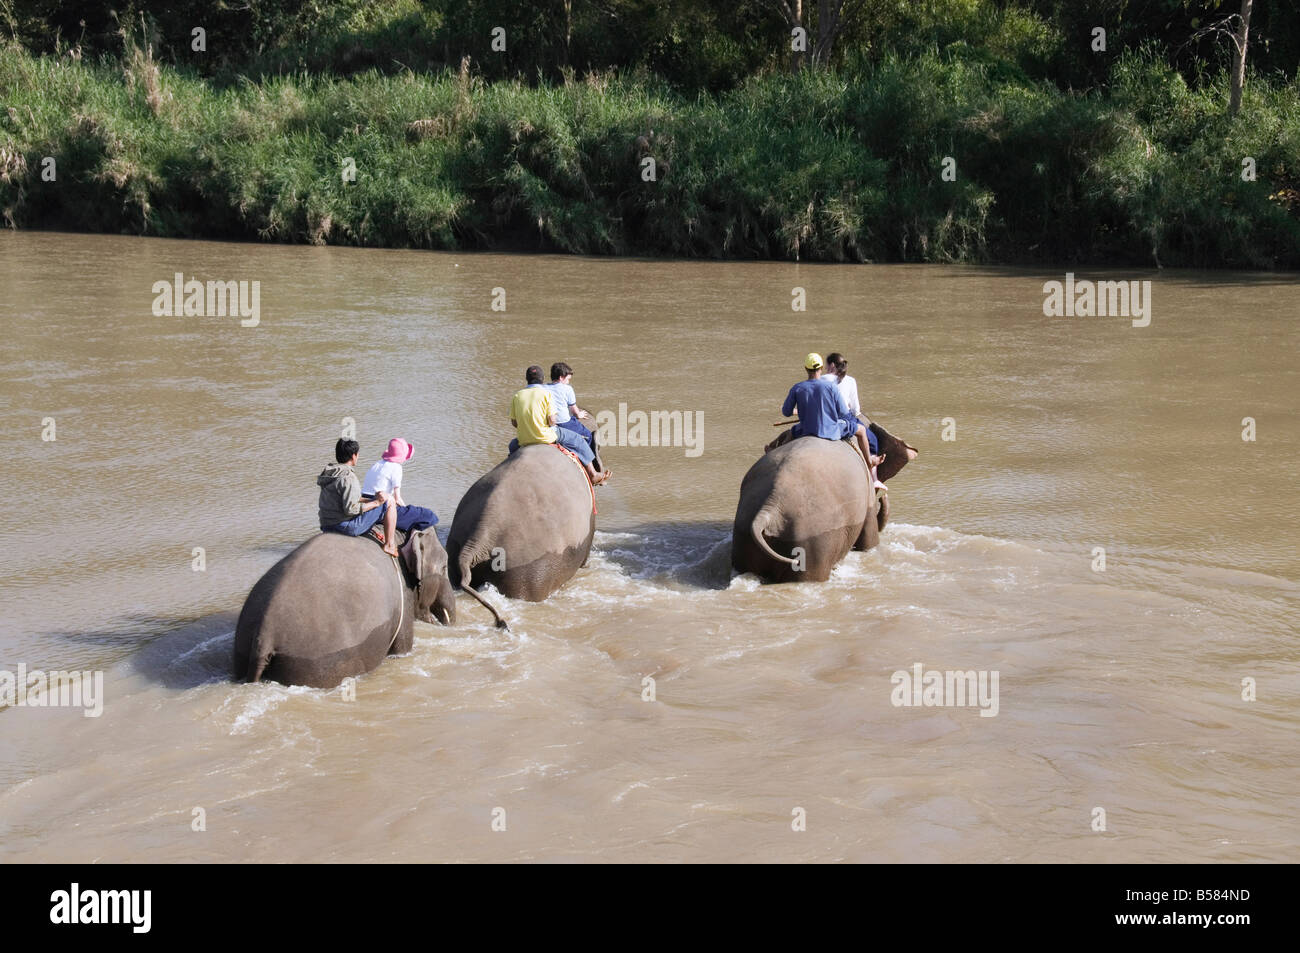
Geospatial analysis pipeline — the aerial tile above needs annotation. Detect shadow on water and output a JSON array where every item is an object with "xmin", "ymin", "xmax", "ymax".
[
  {"xmin": 596, "ymin": 520, "xmax": 734, "ymax": 590},
  {"xmin": 126, "ymin": 612, "xmax": 239, "ymax": 690},
  {"xmin": 41, "ymin": 613, "xmax": 196, "ymax": 651},
  {"xmin": 39, "ymin": 611, "xmax": 238, "ymax": 691}
]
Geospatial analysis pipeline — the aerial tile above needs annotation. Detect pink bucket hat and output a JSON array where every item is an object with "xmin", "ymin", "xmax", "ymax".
[{"xmin": 382, "ymin": 438, "xmax": 413, "ymax": 463}]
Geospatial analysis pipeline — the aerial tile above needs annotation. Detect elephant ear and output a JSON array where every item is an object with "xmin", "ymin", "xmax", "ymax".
[
  {"xmin": 870, "ymin": 422, "xmax": 916, "ymax": 484},
  {"xmin": 422, "ymin": 530, "xmax": 449, "ymax": 579},
  {"xmin": 399, "ymin": 530, "xmax": 424, "ymax": 581}
]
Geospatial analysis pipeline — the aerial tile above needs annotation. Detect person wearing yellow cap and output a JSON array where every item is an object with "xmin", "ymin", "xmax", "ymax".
[{"xmin": 780, "ymin": 353, "xmax": 885, "ymax": 490}]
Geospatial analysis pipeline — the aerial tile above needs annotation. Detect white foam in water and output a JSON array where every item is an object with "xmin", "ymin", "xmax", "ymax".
[
  {"xmin": 593, "ymin": 531, "xmax": 643, "ymax": 544},
  {"xmin": 223, "ymin": 685, "xmax": 293, "ymax": 735},
  {"xmin": 168, "ymin": 632, "xmax": 231, "ymax": 669}
]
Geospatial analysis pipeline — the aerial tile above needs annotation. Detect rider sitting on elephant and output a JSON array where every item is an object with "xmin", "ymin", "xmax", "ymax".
[
  {"xmin": 509, "ymin": 365, "xmax": 612, "ymax": 486},
  {"xmin": 546, "ymin": 361, "xmax": 599, "ymax": 466},
  {"xmin": 318, "ymin": 439, "xmax": 396, "ymax": 546},
  {"xmin": 361, "ymin": 437, "xmax": 439, "ymax": 557},
  {"xmin": 823, "ymin": 351, "xmax": 878, "ymax": 458},
  {"xmin": 778, "ymin": 353, "xmax": 886, "ymax": 491}
]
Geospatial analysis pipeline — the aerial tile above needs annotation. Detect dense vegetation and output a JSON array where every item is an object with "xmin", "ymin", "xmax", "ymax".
[{"xmin": 1, "ymin": 1, "xmax": 1297, "ymax": 266}]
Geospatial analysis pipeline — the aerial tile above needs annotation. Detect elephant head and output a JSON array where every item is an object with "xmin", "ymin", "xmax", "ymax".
[{"xmin": 400, "ymin": 528, "xmax": 456, "ymax": 625}]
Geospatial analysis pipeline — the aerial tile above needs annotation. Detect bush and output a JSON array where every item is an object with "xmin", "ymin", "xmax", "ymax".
[{"xmin": 1, "ymin": 41, "xmax": 1296, "ymax": 267}]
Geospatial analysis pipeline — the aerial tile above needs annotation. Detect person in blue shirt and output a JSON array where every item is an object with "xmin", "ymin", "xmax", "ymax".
[{"xmin": 781, "ymin": 353, "xmax": 885, "ymax": 490}]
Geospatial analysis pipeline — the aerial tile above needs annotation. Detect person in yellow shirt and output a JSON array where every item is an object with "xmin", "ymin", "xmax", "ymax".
[{"xmin": 509, "ymin": 365, "xmax": 611, "ymax": 485}]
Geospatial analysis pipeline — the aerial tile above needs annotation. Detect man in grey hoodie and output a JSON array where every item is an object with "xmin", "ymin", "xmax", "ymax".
[{"xmin": 318, "ymin": 439, "xmax": 393, "ymax": 540}]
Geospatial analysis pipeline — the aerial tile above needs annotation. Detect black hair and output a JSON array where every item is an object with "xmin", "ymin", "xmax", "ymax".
[
  {"xmin": 335, "ymin": 438, "xmax": 359, "ymax": 463},
  {"xmin": 526, "ymin": 365, "xmax": 544, "ymax": 385},
  {"xmin": 826, "ymin": 352, "xmax": 847, "ymax": 374},
  {"xmin": 550, "ymin": 361, "xmax": 573, "ymax": 381}
]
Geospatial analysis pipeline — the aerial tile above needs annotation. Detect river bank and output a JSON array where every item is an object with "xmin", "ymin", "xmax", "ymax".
[{"xmin": 2, "ymin": 44, "xmax": 1298, "ymax": 269}]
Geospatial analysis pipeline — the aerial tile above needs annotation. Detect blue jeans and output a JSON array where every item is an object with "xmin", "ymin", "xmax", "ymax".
[
  {"xmin": 394, "ymin": 505, "xmax": 437, "ymax": 532},
  {"xmin": 557, "ymin": 418, "xmax": 597, "ymax": 457},
  {"xmin": 324, "ymin": 503, "xmax": 386, "ymax": 536},
  {"xmin": 838, "ymin": 414, "xmax": 878, "ymax": 454},
  {"xmin": 509, "ymin": 430, "xmax": 595, "ymax": 467}
]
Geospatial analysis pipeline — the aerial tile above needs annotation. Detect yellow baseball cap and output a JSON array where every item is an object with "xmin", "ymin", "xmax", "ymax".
[{"xmin": 804, "ymin": 352, "xmax": 823, "ymax": 370}]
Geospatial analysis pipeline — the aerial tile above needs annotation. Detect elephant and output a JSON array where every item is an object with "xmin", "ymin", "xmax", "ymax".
[
  {"xmin": 232, "ymin": 527, "xmax": 456, "ymax": 688},
  {"xmin": 446, "ymin": 443, "xmax": 597, "ymax": 622},
  {"xmin": 731, "ymin": 422, "xmax": 915, "ymax": 583}
]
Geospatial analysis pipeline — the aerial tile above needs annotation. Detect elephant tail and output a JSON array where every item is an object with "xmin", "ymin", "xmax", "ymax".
[
  {"xmin": 244, "ymin": 645, "xmax": 272, "ymax": 683},
  {"xmin": 751, "ymin": 510, "xmax": 799, "ymax": 566},
  {"xmin": 458, "ymin": 551, "xmax": 510, "ymax": 631}
]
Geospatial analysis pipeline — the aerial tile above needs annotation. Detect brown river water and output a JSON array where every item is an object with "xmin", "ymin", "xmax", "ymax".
[{"xmin": 0, "ymin": 231, "xmax": 1296, "ymax": 862}]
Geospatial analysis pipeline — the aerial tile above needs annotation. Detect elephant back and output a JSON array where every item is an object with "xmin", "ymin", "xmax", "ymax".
[
  {"xmin": 731, "ymin": 436, "xmax": 874, "ymax": 583},
  {"xmin": 746, "ymin": 437, "xmax": 870, "ymax": 534},
  {"xmin": 448, "ymin": 444, "xmax": 596, "ymax": 601},
  {"xmin": 233, "ymin": 533, "xmax": 406, "ymax": 686}
]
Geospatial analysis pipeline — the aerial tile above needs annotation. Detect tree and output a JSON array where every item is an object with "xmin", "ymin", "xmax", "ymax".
[
  {"xmin": 1184, "ymin": 0, "xmax": 1257, "ymax": 117},
  {"xmin": 1228, "ymin": 0, "xmax": 1254, "ymax": 117},
  {"xmin": 770, "ymin": 0, "xmax": 846, "ymax": 71}
]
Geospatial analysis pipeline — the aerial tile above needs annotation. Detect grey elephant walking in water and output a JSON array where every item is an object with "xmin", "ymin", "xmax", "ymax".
[
  {"xmin": 232, "ymin": 527, "xmax": 457, "ymax": 688},
  {"xmin": 732, "ymin": 352, "xmax": 916, "ymax": 582},
  {"xmin": 447, "ymin": 443, "xmax": 598, "ymax": 622}
]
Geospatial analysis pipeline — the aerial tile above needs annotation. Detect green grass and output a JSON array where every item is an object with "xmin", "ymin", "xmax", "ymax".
[{"xmin": 1, "ymin": 42, "xmax": 1297, "ymax": 267}]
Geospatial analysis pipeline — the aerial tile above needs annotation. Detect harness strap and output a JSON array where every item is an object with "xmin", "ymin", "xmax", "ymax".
[{"xmin": 386, "ymin": 553, "xmax": 405, "ymax": 652}]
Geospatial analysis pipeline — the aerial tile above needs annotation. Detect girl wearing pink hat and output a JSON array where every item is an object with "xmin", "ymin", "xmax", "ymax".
[{"xmin": 361, "ymin": 438, "xmax": 437, "ymax": 556}]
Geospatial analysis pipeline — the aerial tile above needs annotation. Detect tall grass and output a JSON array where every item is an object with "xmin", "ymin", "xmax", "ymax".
[{"xmin": 1, "ymin": 42, "xmax": 1296, "ymax": 266}]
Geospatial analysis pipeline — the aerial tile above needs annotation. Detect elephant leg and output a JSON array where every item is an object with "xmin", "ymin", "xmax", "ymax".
[{"xmin": 855, "ymin": 491, "xmax": 883, "ymax": 551}]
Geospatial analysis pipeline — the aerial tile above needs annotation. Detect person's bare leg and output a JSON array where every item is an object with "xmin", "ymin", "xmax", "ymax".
[
  {"xmin": 853, "ymin": 426, "xmax": 872, "ymax": 465},
  {"xmin": 586, "ymin": 462, "xmax": 612, "ymax": 486},
  {"xmin": 856, "ymin": 426, "xmax": 887, "ymax": 491},
  {"xmin": 382, "ymin": 500, "xmax": 399, "ymax": 556}
]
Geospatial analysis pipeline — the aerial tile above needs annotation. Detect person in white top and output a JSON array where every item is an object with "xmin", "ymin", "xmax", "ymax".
[
  {"xmin": 823, "ymin": 352, "xmax": 862, "ymax": 416},
  {"xmin": 824, "ymin": 352, "xmax": 884, "ymax": 491},
  {"xmin": 545, "ymin": 361, "xmax": 600, "ymax": 467},
  {"xmin": 361, "ymin": 437, "xmax": 438, "ymax": 555}
]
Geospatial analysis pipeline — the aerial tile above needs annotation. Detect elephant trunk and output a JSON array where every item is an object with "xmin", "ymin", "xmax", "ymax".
[
  {"xmin": 458, "ymin": 550, "xmax": 510, "ymax": 630},
  {"xmin": 751, "ymin": 510, "xmax": 799, "ymax": 566},
  {"xmin": 434, "ymin": 577, "xmax": 456, "ymax": 626}
]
